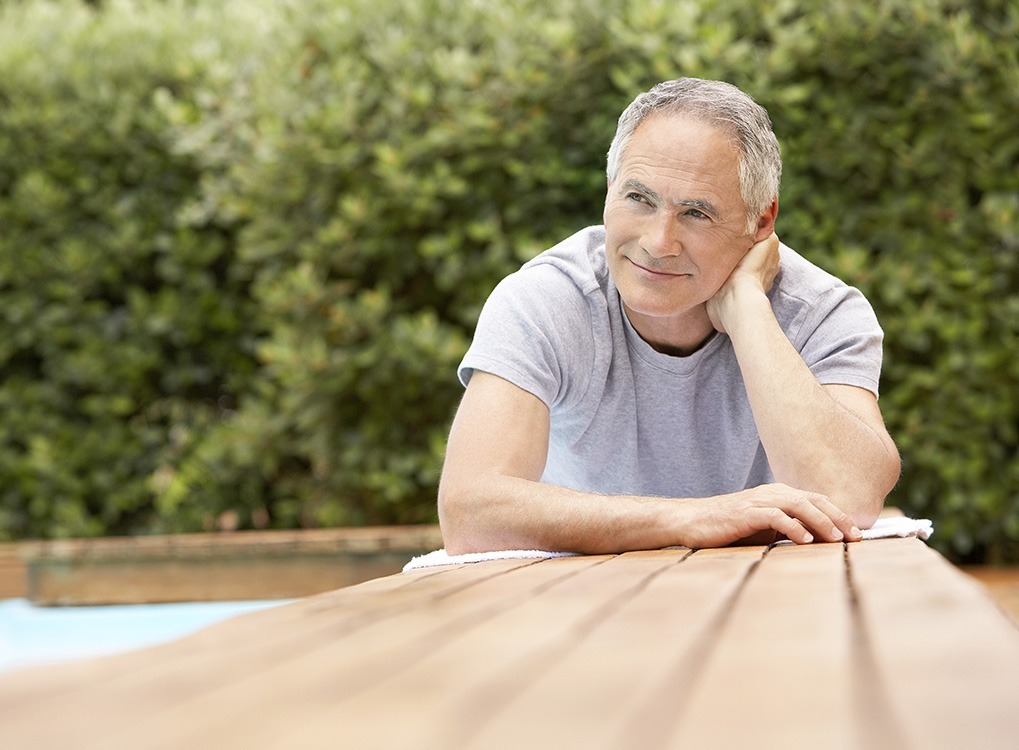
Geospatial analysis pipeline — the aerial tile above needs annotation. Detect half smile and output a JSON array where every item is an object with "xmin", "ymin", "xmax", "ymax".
[{"xmin": 627, "ymin": 258, "xmax": 688, "ymax": 278}]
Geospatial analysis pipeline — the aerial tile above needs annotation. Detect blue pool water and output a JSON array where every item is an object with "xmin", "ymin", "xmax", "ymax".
[{"xmin": 0, "ymin": 597, "xmax": 290, "ymax": 673}]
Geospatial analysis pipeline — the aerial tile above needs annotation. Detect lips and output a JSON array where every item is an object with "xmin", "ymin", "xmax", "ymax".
[{"xmin": 627, "ymin": 257, "xmax": 688, "ymax": 278}]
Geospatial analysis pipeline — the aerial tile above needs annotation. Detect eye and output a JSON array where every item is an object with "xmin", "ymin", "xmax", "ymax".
[
  {"xmin": 685, "ymin": 208, "xmax": 710, "ymax": 220},
  {"xmin": 625, "ymin": 192, "xmax": 651, "ymax": 205}
]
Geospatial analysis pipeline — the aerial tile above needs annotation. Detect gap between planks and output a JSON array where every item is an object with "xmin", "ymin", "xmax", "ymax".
[{"xmin": 0, "ymin": 556, "xmax": 555, "ymax": 748}]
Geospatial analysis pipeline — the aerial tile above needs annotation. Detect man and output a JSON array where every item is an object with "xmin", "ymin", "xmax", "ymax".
[{"xmin": 438, "ymin": 78, "xmax": 900, "ymax": 555}]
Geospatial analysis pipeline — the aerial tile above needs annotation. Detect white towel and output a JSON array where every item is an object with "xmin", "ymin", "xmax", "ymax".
[
  {"xmin": 860, "ymin": 515, "xmax": 933, "ymax": 540},
  {"xmin": 403, "ymin": 548, "xmax": 578, "ymax": 572},
  {"xmin": 402, "ymin": 517, "xmax": 934, "ymax": 572}
]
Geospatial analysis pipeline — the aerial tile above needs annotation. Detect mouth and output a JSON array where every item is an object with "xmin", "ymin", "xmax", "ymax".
[{"xmin": 626, "ymin": 258, "xmax": 688, "ymax": 279}]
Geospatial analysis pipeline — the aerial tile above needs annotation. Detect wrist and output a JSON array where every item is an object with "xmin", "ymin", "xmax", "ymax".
[
  {"xmin": 713, "ymin": 281, "xmax": 772, "ymax": 336},
  {"xmin": 667, "ymin": 496, "xmax": 710, "ymax": 549}
]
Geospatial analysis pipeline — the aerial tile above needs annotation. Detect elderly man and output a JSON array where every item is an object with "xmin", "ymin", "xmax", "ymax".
[{"xmin": 438, "ymin": 78, "xmax": 900, "ymax": 555}]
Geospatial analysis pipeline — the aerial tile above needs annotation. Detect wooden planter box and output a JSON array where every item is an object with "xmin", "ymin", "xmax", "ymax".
[{"xmin": 8, "ymin": 525, "xmax": 443, "ymax": 606}]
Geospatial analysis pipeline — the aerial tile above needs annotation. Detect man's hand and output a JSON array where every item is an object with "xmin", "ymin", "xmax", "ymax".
[
  {"xmin": 675, "ymin": 483, "xmax": 864, "ymax": 549},
  {"xmin": 706, "ymin": 232, "xmax": 781, "ymax": 334}
]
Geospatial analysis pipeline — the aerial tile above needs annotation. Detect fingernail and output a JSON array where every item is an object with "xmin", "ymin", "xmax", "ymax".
[
  {"xmin": 850, "ymin": 526, "xmax": 863, "ymax": 540},
  {"xmin": 832, "ymin": 529, "xmax": 844, "ymax": 541},
  {"xmin": 803, "ymin": 533, "xmax": 814, "ymax": 543}
]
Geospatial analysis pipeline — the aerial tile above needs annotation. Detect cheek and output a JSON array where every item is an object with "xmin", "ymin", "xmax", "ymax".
[
  {"xmin": 690, "ymin": 247, "xmax": 744, "ymax": 291},
  {"xmin": 604, "ymin": 205, "xmax": 632, "ymax": 239},
  {"xmin": 603, "ymin": 215, "xmax": 635, "ymax": 261}
]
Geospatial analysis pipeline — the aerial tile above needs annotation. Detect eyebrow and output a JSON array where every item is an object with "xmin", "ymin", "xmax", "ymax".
[{"xmin": 621, "ymin": 178, "xmax": 722, "ymax": 220}]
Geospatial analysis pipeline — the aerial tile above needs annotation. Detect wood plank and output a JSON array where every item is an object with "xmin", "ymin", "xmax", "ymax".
[
  {"xmin": 236, "ymin": 552, "xmax": 683, "ymax": 748},
  {"xmin": 667, "ymin": 542, "xmax": 858, "ymax": 749},
  {"xmin": 0, "ymin": 557, "xmax": 544, "ymax": 748},
  {"xmin": 0, "ymin": 560, "xmax": 470, "ymax": 696},
  {"xmin": 469, "ymin": 545, "xmax": 765, "ymax": 749},
  {"xmin": 848, "ymin": 537, "xmax": 1019, "ymax": 750},
  {"xmin": 0, "ymin": 543, "xmax": 27, "ymax": 598},
  {"xmin": 3, "ymin": 536, "xmax": 1017, "ymax": 749},
  {"xmin": 113, "ymin": 554, "xmax": 610, "ymax": 750},
  {"xmin": 22, "ymin": 525, "xmax": 443, "ymax": 604},
  {"xmin": 26, "ymin": 552, "xmax": 417, "ymax": 604}
]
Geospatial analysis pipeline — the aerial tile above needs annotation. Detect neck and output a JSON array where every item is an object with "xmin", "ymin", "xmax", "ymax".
[{"xmin": 623, "ymin": 303, "xmax": 718, "ymax": 357}]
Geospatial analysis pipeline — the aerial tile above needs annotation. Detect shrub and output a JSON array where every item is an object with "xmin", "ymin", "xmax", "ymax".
[
  {"xmin": 172, "ymin": 0, "xmax": 628, "ymax": 528},
  {"xmin": 0, "ymin": 0, "xmax": 274, "ymax": 536},
  {"xmin": 0, "ymin": 0, "xmax": 1016, "ymax": 561}
]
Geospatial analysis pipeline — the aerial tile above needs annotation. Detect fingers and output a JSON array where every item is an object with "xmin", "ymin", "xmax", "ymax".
[
  {"xmin": 744, "ymin": 485, "xmax": 862, "ymax": 545},
  {"xmin": 731, "ymin": 233, "xmax": 780, "ymax": 294},
  {"xmin": 749, "ymin": 231, "xmax": 779, "ymax": 253},
  {"xmin": 744, "ymin": 232, "xmax": 779, "ymax": 263},
  {"xmin": 811, "ymin": 495, "xmax": 863, "ymax": 542},
  {"xmin": 687, "ymin": 485, "xmax": 863, "ymax": 549},
  {"xmin": 749, "ymin": 507, "xmax": 815, "ymax": 545},
  {"xmin": 787, "ymin": 495, "xmax": 849, "ymax": 543}
]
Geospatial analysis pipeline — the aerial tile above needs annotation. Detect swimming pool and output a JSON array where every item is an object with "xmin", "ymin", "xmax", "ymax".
[{"xmin": 0, "ymin": 597, "xmax": 291, "ymax": 673}]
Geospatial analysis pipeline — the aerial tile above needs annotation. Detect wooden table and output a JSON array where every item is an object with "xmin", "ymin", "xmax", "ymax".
[{"xmin": 2, "ymin": 537, "xmax": 1018, "ymax": 749}]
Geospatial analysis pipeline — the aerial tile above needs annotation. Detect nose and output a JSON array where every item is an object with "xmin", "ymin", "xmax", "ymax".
[{"xmin": 640, "ymin": 212, "xmax": 682, "ymax": 260}]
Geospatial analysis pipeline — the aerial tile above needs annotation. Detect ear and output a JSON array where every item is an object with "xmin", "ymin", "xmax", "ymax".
[{"xmin": 752, "ymin": 199, "xmax": 779, "ymax": 242}]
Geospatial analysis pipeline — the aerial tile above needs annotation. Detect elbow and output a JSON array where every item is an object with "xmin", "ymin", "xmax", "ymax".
[
  {"xmin": 437, "ymin": 481, "xmax": 483, "ymax": 556},
  {"xmin": 438, "ymin": 473, "xmax": 528, "ymax": 555},
  {"xmin": 850, "ymin": 447, "xmax": 902, "ymax": 531},
  {"xmin": 851, "ymin": 503, "xmax": 882, "ymax": 533}
]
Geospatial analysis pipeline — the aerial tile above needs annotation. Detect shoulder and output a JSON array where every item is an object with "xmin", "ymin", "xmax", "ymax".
[
  {"xmin": 516, "ymin": 225, "xmax": 609, "ymax": 296},
  {"xmin": 488, "ymin": 225, "xmax": 609, "ymax": 323},
  {"xmin": 771, "ymin": 242, "xmax": 885, "ymax": 394},
  {"xmin": 772, "ymin": 244, "xmax": 847, "ymax": 303},
  {"xmin": 460, "ymin": 226, "xmax": 611, "ymax": 406},
  {"xmin": 771, "ymin": 243, "xmax": 878, "ymax": 331}
]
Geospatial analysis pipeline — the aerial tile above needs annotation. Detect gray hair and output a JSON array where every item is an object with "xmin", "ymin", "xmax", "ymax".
[{"xmin": 606, "ymin": 78, "xmax": 782, "ymax": 234}]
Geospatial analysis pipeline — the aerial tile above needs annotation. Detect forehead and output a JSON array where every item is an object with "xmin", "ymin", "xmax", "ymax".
[{"xmin": 617, "ymin": 114, "xmax": 742, "ymax": 193}]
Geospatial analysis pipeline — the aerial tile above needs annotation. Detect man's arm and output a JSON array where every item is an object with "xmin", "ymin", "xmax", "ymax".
[
  {"xmin": 438, "ymin": 371, "xmax": 861, "ymax": 556},
  {"xmin": 706, "ymin": 236, "xmax": 901, "ymax": 530}
]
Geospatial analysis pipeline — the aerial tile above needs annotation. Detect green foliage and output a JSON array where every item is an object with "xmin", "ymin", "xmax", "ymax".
[
  {"xmin": 0, "ymin": 0, "xmax": 1016, "ymax": 561},
  {"xmin": 754, "ymin": 0, "xmax": 1019, "ymax": 563},
  {"xmin": 0, "ymin": 0, "xmax": 272, "ymax": 536}
]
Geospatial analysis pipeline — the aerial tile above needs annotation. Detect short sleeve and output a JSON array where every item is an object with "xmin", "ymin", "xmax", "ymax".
[
  {"xmin": 458, "ymin": 265, "xmax": 595, "ymax": 409},
  {"xmin": 793, "ymin": 286, "xmax": 884, "ymax": 396}
]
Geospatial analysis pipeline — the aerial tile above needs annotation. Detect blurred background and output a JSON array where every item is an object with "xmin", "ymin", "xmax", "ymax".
[{"xmin": 0, "ymin": 0, "xmax": 1016, "ymax": 564}]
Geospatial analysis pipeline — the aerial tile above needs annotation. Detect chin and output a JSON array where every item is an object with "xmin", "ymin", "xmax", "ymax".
[{"xmin": 620, "ymin": 294, "xmax": 693, "ymax": 321}]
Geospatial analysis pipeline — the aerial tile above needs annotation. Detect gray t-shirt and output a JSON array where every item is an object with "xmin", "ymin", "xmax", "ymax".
[{"xmin": 459, "ymin": 225, "xmax": 884, "ymax": 499}]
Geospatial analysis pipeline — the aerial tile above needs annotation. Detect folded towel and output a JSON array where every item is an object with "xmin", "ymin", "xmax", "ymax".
[
  {"xmin": 402, "ymin": 517, "xmax": 934, "ymax": 572},
  {"xmin": 403, "ymin": 548, "xmax": 577, "ymax": 572},
  {"xmin": 861, "ymin": 515, "xmax": 933, "ymax": 541}
]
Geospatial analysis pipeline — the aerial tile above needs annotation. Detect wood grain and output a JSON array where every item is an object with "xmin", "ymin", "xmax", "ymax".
[
  {"xmin": 848, "ymin": 537, "xmax": 1019, "ymax": 750},
  {"xmin": 2, "ymin": 539, "xmax": 1018, "ymax": 749}
]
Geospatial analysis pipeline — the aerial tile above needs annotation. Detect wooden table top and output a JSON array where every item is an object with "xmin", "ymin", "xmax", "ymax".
[{"xmin": 2, "ymin": 536, "xmax": 1018, "ymax": 749}]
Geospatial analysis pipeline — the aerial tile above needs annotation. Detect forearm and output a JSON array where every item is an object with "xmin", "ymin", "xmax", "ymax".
[
  {"xmin": 438, "ymin": 474, "xmax": 684, "ymax": 555},
  {"xmin": 439, "ymin": 368, "xmax": 863, "ymax": 557},
  {"xmin": 438, "ymin": 470, "xmax": 859, "ymax": 555},
  {"xmin": 725, "ymin": 291, "xmax": 899, "ymax": 525}
]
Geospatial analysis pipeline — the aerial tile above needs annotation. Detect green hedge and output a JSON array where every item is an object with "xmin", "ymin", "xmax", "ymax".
[{"xmin": 0, "ymin": 0, "xmax": 1016, "ymax": 562}]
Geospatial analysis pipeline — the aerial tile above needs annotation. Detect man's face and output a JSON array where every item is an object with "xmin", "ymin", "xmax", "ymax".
[{"xmin": 603, "ymin": 114, "xmax": 767, "ymax": 351}]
